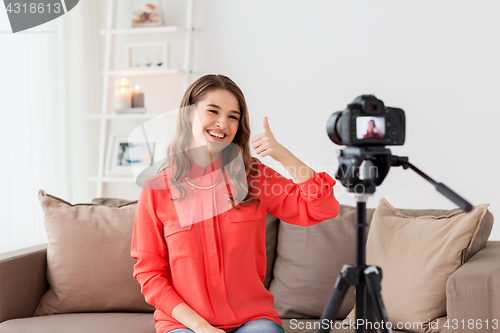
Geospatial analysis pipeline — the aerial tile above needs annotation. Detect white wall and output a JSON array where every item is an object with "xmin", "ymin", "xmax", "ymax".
[{"xmin": 99, "ymin": 0, "xmax": 500, "ymax": 240}]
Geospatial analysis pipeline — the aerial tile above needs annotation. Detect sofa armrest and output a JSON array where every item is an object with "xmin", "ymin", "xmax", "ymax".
[
  {"xmin": 446, "ymin": 241, "xmax": 500, "ymax": 333},
  {"xmin": 0, "ymin": 243, "xmax": 49, "ymax": 323}
]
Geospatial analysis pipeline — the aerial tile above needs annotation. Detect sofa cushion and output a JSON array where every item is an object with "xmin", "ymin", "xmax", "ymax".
[
  {"xmin": 391, "ymin": 207, "xmax": 493, "ymax": 262},
  {"xmin": 269, "ymin": 204, "xmax": 373, "ymax": 319},
  {"xmin": 34, "ymin": 190, "xmax": 154, "ymax": 315},
  {"xmin": 91, "ymin": 197, "xmax": 131, "ymax": 206},
  {"xmin": 345, "ymin": 198, "xmax": 490, "ymax": 332},
  {"xmin": 1, "ymin": 314, "xmax": 418, "ymax": 333},
  {"xmin": 0, "ymin": 313, "xmax": 155, "ymax": 333}
]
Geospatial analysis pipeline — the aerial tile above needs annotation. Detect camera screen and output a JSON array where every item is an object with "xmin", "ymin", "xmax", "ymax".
[{"xmin": 356, "ymin": 116, "xmax": 386, "ymax": 140}]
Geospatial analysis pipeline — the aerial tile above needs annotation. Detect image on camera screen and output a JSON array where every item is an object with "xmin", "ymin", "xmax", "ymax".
[{"xmin": 356, "ymin": 116, "xmax": 386, "ymax": 140}]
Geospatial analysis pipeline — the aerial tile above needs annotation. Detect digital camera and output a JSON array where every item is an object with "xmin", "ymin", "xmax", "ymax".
[{"xmin": 327, "ymin": 95, "xmax": 406, "ymax": 146}]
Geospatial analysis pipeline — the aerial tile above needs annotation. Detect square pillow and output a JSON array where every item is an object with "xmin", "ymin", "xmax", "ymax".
[
  {"xmin": 269, "ymin": 205, "xmax": 374, "ymax": 319},
  {"xmin": 345, "ymin": 198, "xmax": 490, "ymax": 332},
  {"xmin": 393, "ymin": 207, "xmax": 492, "ymax": 263},
  {"xmin": 91, "ymin": 197, "xmax": 132, "ymax": 207},
  {"xmin": 34, "ymin": 190, "xmax": 155, "ymax": 315}
]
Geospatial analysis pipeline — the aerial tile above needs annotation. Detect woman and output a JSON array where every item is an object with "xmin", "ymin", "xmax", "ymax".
[
  {"xmin": 131, "ymin": 74, "xmax": 339, "ymax": 333},
  {"xmin": 362, "ymin": 119, "xmax": 383, "ymax": 139}
]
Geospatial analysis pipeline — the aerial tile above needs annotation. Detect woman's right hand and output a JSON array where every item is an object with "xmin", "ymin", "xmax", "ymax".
[
  {"xmin": 194, "ymin": 322, "xmax": 227, "ymax": 333},
  {"xmin": 171, "ymin": 302, "xmax": 225, "ymax": 333}
]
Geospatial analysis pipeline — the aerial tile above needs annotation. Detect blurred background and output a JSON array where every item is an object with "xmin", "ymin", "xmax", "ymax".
[{"xmin": 1, "ymin": 0, "xmax": 499, "ymax": 253}]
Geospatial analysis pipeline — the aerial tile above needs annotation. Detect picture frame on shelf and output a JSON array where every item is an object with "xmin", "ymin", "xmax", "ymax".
[
  {"xmin": 126, "ymin": 42, "xmax": 168, "ymax": 69},
  {"xmin": 105, "ymin": 134, "xmax": 156, "ymax": 176},
  {"xmin": 130, "ymin": 0, "xmax": 165, "ymax": 27}
]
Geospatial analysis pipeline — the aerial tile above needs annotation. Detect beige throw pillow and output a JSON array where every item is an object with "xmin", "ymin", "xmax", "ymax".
[
  {"xmin": 269, "ymin": 205, "xmax": 375, "ymax": 319},
  {"xmin": 345, "ymin": 198, "xmax": 490, "ymax": 332},
  {"xmin": 34, "ymin": 190, "xmax": 155, "ymax": 315}
]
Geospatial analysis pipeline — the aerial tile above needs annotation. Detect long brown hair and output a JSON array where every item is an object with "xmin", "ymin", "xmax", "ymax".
[{"xmin": 158, "ymin": 74, "xmax": 261, "ymax": 209}]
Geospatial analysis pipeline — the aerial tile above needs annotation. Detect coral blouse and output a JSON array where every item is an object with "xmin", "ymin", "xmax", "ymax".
[{"xmin": 131, "ymin": 155, "xmax": 339, "ymax": 333}]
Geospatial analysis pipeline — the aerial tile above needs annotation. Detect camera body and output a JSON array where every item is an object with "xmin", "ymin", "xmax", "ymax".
[{"xmin": 327, "ymin": 95, "xmax": 406, "ymax": 146}]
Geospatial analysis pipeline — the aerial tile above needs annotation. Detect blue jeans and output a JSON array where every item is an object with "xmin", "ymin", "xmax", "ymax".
[{"xmin": 168, "ymin": 318, "xmax": 285, "ymax": 333}]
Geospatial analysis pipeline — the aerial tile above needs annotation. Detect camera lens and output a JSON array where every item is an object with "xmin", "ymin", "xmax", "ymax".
[{"xmin": 327, "ymin": 111, "xmax": 343, "ymax": 145}]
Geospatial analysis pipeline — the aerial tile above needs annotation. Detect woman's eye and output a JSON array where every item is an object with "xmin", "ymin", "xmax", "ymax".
[{"xmin": 209, "ymin": 110, "xmax": 239, "ymax": 121}]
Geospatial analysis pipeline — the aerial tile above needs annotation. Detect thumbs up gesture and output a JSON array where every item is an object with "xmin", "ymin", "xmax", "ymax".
[{"xmin": 251, "ymin": 117, "xmax": 288, "ymax": 162}]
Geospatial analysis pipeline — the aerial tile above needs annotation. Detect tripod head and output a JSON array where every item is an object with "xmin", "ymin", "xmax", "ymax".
[
  {"xmin": 335, "ymin": 146, "xmax": 392, "ymax": 195},
  {"xmin": 334, "ymin": 146, "xmax": 472, "ymax": 212}
]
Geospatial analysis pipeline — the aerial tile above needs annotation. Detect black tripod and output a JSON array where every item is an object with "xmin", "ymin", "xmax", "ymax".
[{"xmin": 315, "ymin": 147, "xmax": 473, "ymax": 333}]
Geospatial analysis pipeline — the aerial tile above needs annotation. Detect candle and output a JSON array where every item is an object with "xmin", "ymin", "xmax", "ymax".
[
  {"xmin": 115, "ymin": 78, "xmax": 130, "ymax": 89},
  {"xmin": 132, "ymin": 84, "xmax": 145, "ymax": 108},
  {"xmin": 114, "ymin": 86, "xmax": 132, "ymax": 109}
]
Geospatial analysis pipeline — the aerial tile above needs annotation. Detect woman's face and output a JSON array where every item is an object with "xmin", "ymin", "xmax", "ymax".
[
  {"xmin": 188, "ymin": 89, "xmax": 241, "ymax": 153},
  {"xmin": 368, "ymin": 120, "xmax": 375, "ymax": 130}
]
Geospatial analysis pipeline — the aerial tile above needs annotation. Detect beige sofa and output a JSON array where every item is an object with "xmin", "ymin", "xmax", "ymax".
[{"xmin": 0, "ymin": 198, "xmax": 498, "ymax": 333}]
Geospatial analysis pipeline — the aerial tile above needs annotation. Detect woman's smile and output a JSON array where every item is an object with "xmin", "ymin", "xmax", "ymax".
[{"xmin": 206, "ymin": 129, "xmax": 227, "ymax": 140}]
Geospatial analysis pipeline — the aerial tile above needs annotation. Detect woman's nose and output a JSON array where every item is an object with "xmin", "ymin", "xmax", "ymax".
[{"xmin": 216, "ymin": 116, "xmax": 227, "ymax": 128}]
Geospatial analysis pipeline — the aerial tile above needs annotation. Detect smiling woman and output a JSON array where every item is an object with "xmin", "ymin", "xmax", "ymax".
[
  {"xmin": 187, "ymin": 89, "xmax": 242, "ymax": 162},
  {"xmin": 157, "ymin": 75, "xmax": 256, "ymax": 205},
  {"xmin": 131, "ymin": 74, "xmax": 339, "ymax": 333}
]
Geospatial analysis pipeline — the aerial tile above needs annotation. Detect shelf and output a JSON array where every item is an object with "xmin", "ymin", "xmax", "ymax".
[
  {"xmin": 92, "ymin": 0, "xmax": 195, "ymax": 198},
  {"xmin": 100, "ymin": 26, "xmax": 186, "ymax": 35},
  {"xmin": 89, "ymin": 176, "xmax": 136, "ymax": 183},
  {"xmin": 103, "ymin": 69, "xmax": 185, "ymax": 76},
  {"xmin": 87, "ymin": 113, "xmax": 162, "ymax": 120}
]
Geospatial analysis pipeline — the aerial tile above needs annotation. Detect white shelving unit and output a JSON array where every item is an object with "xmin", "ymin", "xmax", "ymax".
[
  {"xmin": 102, "ymin": 69, "xmax": 184, "ymax": 76},
  {"xmin": 100, "ymin": 26, "xmax": 186, "ymax": 35},
  {"xmin": 87, "ymin": 113, "xmax": 160, "ymax": 120},
  {"xmin": 88, "ymin": 0, "xmax": 196, "ymax": 198}
]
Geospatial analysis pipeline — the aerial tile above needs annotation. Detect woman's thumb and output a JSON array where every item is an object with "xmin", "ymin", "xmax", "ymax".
[{"xmin": 263, "ymin": 117, "xmax": 271, "ymax": 133}]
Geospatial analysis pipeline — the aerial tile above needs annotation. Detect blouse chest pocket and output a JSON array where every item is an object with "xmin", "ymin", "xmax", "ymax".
[
  {"xmin": 225, "ymin": 205, "xmax": 263, "ymax": 253},
  {"xmin": 163, "ymin": 217, "xmax": 199, "ymax": 265}
]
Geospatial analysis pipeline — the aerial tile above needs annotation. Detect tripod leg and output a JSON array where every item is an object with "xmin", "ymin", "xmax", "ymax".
[
  {"xmin": 353, "ymin": 284, "xmax": 378, "ymax": 333},
  {"xmin": 365, "ymin": 291, "xmax": 379, "ymax": 333},
  {"xmin": 315, "ymin": 265, "xmax": 351, "ymax": 333},
  {"xmin": 355, "ymin": 283, "xmax": 367, "ymax": 333},
  {"xmin": 364, "ymin": 266, "xmax": 393, "ymax": 333}
]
